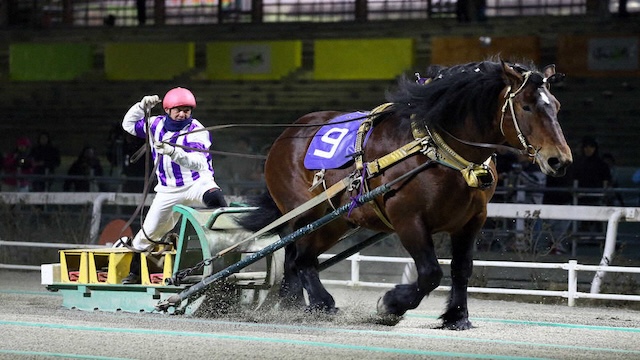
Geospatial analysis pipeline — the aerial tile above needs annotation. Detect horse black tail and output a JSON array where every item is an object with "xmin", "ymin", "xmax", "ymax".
[{"xmin": 235, "ymin": 191, "xmax": 285, "ymax": 235}]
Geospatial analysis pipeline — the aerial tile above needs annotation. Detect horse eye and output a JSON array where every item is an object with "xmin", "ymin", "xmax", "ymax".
[{"xmin": 522, "ymin": 105, "xmax": 532, "ymax": 112}]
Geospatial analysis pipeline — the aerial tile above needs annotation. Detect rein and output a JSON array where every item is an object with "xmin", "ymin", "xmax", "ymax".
[
  {"xmin": 136, "ymin": 110, "xmax": 393, "ymax": 263},
  {"xmin": 404, "ymin": 72, "xmax": 542, "ymax": 188},
  {"xmin": 118, "ymin": 109, "xmax": 172, "ymax": 253},
  {"xmin": 149, "ymin": 110, "xmax": 395, "ymax": 160},
  {"xmin": 438, "ymin": 129, "xmax": 529, "ymax": 157},
  {"xmin": 164, "ymin": 111, "xmax": 393, "ymax": 139},
  {"xmin": 500, "ymin": 71, "xmax": 538, "ymax": 158}
]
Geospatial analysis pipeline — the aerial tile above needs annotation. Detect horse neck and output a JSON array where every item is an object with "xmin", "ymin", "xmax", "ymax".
[{"xmin": 440, "ymin": 117, "xmax": 505, "ymax": 164}]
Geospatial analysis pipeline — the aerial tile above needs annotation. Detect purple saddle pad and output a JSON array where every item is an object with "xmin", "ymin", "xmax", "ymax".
[{"xmin": 304, "ymin": 112, "xmax": 371, "ymax": 170}]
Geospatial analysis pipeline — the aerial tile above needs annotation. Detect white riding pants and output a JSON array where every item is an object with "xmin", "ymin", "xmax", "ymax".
[{"xmin": 131, "ymin": 177, "xmax": 220, "ymax": 251}]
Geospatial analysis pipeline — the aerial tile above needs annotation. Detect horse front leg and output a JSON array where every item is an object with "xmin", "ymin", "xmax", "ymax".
[
  {"xmin": 377, "ymin": 227, "xmax": 442, "ymax": 324},
  {"xmin": 441, "ymin": 222, "xmax": 480, "ymax": 330}
]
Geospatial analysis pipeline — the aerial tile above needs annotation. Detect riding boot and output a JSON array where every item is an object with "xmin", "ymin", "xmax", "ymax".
[
  {"xmin": 203, "ymin": 188, "xmax": 228, "ymax": 208},
  {"xmin": 122, "ymin": 252, "xmax": 141, "ymax": 285}
]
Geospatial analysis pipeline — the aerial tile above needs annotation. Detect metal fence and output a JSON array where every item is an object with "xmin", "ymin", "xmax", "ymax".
[{"xmin": 11, "ymin": 0, "xmax": 635, "ymax": 29}]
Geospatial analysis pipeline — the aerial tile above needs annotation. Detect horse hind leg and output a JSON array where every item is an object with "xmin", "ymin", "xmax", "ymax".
[
  {"xmin": 280, "ymin": 231, "xmax": 339, "ymax": 314},
  {"xmin": 299, "ymin": 265, "xmax": 337, "ymax": 314},
  {"xmin": 279, "ymin": 243, "xmax": 306, "ymax": 309},
  {"xmin": 294, "ymin": 223, "xmax": 350, "ymax": 314}
]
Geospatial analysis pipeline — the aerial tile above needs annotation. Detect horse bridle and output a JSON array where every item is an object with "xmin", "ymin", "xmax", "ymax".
[
  {"xmin": 499, "ymin": 70, "xmax": 538, "ymax": 159},
  {"xmin": 429, "ymin": 68, "xmax": 558, "ymax": 161}
]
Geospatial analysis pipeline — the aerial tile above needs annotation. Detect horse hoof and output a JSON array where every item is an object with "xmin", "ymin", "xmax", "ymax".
[
  {"xmin": 279, "ymin": 298, "xmax": 306, "ymax": 311},
  {"xmin": 304, "ymin": 305, "xmax": 339, "ymax": 315},
  {"xmin": 375, "ymin": 314, "xmax": 403, "ymax": 326},
  {"xmin": 327, "ymin": 307, "xmax": 340, "ymax": 315},
  {"xmin": 376, "ymin": 296, "xmax": 388, "ymax": 314},
  {"xmin": 375, "ymin": 297, "xmax": 403, "ymax": 325},
  {"xmin": 440, "ymin": 319, "xmax": 474, "ymax": 330}
]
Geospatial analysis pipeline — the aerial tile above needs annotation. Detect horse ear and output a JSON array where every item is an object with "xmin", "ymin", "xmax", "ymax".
[
  {"xmin": 542, "ymin": 64, "xmax": 565, "ymax": 89},
  {"xmin": 543, "ymin": 64, "xmax": 556, "ymax": 78},
  {"xmin": 500, "ymin": 60, "xmax": 522, "ymax": 87}
]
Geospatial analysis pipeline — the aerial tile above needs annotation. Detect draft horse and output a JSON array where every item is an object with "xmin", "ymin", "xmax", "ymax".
[{"xmin": 240, "ymin": 60, "xmax": 572, "ymax": 329}]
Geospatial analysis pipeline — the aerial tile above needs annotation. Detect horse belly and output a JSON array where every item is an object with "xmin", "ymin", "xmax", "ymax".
[{"xmin": 380, "ymin": 166, "xmax": 493, "ymax": 234}]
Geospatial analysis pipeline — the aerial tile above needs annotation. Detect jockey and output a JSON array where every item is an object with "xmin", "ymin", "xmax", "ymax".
[{"xmin": 119, "ymin": 87, "xmax": 227, "ymax": 284}]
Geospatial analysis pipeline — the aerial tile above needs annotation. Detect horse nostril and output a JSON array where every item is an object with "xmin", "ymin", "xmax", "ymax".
[
  {"xmin": 547, "ymin": 157, "xmax": 571, "ymax": 177},
  {"xmin": 547, "ymin": 157, "xmax": 561, "ymax": 170}
]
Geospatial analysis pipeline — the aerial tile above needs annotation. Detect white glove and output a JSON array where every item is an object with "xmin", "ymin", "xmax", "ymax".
[
  {"xmin": 154, "ymin": 141, "xmax": 175, "ymax": 156},
  {"xmin": 140, "ymin": 95, "xmax": 161, "ymax": 112}
]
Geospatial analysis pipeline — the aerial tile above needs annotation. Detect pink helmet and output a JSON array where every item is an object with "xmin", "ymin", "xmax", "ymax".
[{"xmin": 163, "ymin": 87, "xmax": 196, "ymax": 110}]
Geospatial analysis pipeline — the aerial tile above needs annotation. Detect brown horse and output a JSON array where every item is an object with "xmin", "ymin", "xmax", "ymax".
[{"xmin": 239, "ymin": 60, "xmax": 572, "ymax": 329}]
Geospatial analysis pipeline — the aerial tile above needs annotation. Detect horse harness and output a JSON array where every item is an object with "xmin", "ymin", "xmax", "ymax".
[
  {"xmin": 312, "ymin": 103, "xmax": 496, "ymax": 230},
  {"xmin": 500, "ymin": 70, "xmax": 541, "ymax": 159},
  {"xmin": 340, "ymin": 69, "xmax": 547, "ymax": 220}
]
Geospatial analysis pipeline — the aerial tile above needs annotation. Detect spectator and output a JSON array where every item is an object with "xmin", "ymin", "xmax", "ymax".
[
  {"xmin": 509, "ymin": 154, "xmax": 546, "ymax": 251},
  {"xmin": 493, "ymin": 150, "xmax": 518, "ymax": 202},
  {"xmin": 136, "ymin": 0, "xmax": 147, "ymax": 25},
  {"xmin": 618, "ymin": 0, "xmax": 628, "ymax": 17},
  {"xmin": 106, "ymin": 123, "xmax": 125, "ymax": 177},
  {"xmin": 31, "ymin": 132, "xmax": 61, "ymax": 192},
  {"xmin": 509, "ymin": 154, "xmax": 547, "ymax": 204},
  {"xmin": 572, "ymin": 136, "xmax": 611, "ymax": 234},
  {"xmin": 543, "ymin": 163, "xmax": 574, "ymax": 254},
  {"xmin": 121, "ymin": 132, "xmax": 149, "ymax": 193},
  {"xmin": 474, "ymin": 0, "xmax": 487, "ymax": 22},
  {"xmin": 630, "ymin": 167, "xmax": 640, "ymax": 206},
  {"xmin": 106, "ymin": 124, "xmax": 150, "ymax": 192},
  {"xmin": 2, "ymin": 136, "xmax": 35, "ymax": 192},
  {"xmin": 63, "ymin": 145, "xmax": 105, "ymax": 192},
  {"xmin": 456, "ymin": 0, "xmax": 471, "ymax": 22},
  {"xmin": 602, "ymin": 153, "xmax": 624, "ymax": 206},
  {"xmin": 573, "ymin": 136, "xmax": 611, "ymax": 205}
]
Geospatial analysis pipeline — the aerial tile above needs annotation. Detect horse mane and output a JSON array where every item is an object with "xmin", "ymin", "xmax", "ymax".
[{"xmin": 386, "ymin": 59, "xmax": 537, "ymax": 133}]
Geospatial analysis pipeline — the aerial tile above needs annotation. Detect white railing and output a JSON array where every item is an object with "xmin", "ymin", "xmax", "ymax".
[
  {"xmin": 2, "ymin": 193, "xmax": 640, "ymax": 304},
  {"xmin": 4, "ymin": 239, "xmax": 639, "ymax": 307},
  {"xmin": 486, "ymin": 204, "xmax": 640, "ymax": 293},
  {"xmin": 322, "ymin": 204, "xmax": 640, "ymax": 306},
  {"xmin": 0, "ymin": 192, "xmax": 247, "ymax": 243},
  {"xmin": 318, "ymin": 254, "xmax": 640, "ymax": 306},
  {"xmin": 0, "ymin": 192, "xmax": 153, "ymax": 243}
]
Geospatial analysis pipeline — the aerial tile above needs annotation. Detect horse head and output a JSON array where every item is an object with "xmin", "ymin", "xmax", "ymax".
[{"xmin": 500, "ymin": 61, "xmax": 573, "ymax": 177}]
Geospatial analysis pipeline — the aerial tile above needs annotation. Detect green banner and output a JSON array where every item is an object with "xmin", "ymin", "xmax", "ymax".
[{"xmin": 10, "ymin": 43, "xmax": 93, "ymax": 81}]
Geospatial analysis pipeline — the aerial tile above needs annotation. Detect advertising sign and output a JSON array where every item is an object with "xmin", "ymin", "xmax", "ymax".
[
  {"xmin": 588, "ymin": 37, "xmax": 638, "ymax": 71},
  {"xmin": 231, "ymin": 44, "xmax": 271, "ymax": 74}
]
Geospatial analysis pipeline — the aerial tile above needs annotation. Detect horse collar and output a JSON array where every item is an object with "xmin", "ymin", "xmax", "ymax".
[{"xmin": 411, "ymin": 121, "xmax": 495, "ymax": 189}]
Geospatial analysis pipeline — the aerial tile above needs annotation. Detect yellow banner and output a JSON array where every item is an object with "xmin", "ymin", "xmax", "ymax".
[
  {"xmin": 206, "ymin": 40, "xmax": 302, "ymax": 80},
  {"xmin": 313, "ymin": 38, "xmax": 414, "ymax": 80},
  {"xmin": 104, "ymin": 42, "xmax": 195, "ymax": 80}
]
